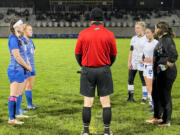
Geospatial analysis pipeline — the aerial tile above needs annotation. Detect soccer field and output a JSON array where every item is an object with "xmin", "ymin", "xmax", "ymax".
[{"xmin": 0, "ymin": 38, "xmax": 180, "ymax": 135}]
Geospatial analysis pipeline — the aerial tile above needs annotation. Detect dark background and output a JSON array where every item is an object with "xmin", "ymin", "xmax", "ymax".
[{"xmin": 0, "ymin": 0, "xmax": 179, "ymax": 11}]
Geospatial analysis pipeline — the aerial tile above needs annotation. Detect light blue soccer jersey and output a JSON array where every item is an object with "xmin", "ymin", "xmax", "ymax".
[
  {"xmin": 8, "ymin": 34, "xmax": 28, "ymax": 71},
  {"xmin": 22, "ymin": 37, "xmax": 35, "ymax": 72}
]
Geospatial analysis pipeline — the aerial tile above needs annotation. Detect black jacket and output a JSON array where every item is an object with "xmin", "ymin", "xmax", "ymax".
[{"xmin": 153, "ymin": 34, "xmax": 178, "ymax": 79}]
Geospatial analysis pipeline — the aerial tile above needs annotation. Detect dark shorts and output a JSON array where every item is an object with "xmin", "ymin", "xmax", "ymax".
[{"xmin": 80, "ymin": 66, "xmax": 114, "ymax": 97}]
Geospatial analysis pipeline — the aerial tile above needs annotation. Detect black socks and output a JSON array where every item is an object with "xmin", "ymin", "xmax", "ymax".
[
  {"xmin": 82, "ymin": 107, "xmax": 91, "ymax": 133},
  {"xmin": 82, "ymin": 107, "xmax": 112, "ymax": 134},
  {"xmin": 103, "ymin": 107, "xmax": 112, "ymax": 134}
]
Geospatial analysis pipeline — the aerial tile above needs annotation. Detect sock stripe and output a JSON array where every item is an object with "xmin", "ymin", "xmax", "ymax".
[{"xmin": 9, "ymin": 97, "xmax": 17, "ymax": 102}]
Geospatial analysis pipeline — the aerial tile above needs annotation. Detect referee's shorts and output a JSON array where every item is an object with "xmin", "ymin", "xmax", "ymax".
[{"xmin": 80, "ymin": 65, "xmax": 114, "ymax": 97}]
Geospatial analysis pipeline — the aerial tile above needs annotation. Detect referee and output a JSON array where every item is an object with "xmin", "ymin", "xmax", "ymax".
[{"xmin": 75, "ymin": 8, "xmax": 117, "ymax": 135}]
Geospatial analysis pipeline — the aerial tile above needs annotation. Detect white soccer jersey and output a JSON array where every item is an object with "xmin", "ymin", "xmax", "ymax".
[
  {"xmin": 143, "ymin": 39, "xmax": 158, "ymax": 60},
  {"xmin": 130, "ymin": 35, "xmax": 147, "ymax": 71},
  {"xmin": 143, "ymin": 39, "xmax": 158, "ymax": 79}
]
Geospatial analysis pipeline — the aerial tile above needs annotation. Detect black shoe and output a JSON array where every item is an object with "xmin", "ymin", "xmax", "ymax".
[
  {"xmin": 127, "ymin": 92, "xmax": 135, "ymax": 102},
  {"xmin": 158, "ymin": 121, "xmax": 171, "ymax": 127},
  {"xmin": 140, "ymin": 99, "xmax": 146, "ymax": 104}
]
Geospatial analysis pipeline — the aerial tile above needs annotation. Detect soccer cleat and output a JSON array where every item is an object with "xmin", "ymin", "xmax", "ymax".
[
  {"xmin": 145, "ymin": 105, "xmax": 153, "ymax": 111},
  {"xmin": 80, "ymin": 131, "xmax": 89, "ymax": 135},
  {"xmin": 8, "ymin": 119, "xmax": 24, "ymax": 125},
  {"xmin": 19, "ymin": 108, "xmax": 28, "ymax": 114},
  {"xmin": 140, "ymin": 99, "xmax": 146, "ymax": 104},
  {"xmin": 148, "ymin": 108, "xmax": 154, "ymax": 114},
  {"xmin": 104, "ymin": 131, "xmax": 113, "ymax": 135},
  {"xmin": 27, "ymin": 104, "xmax": 39, "ymax": 110},
  {"xmin": 146, "ymin": 118, "xmax": 163, "ymax": 124},
  {"xmin": 158, "ymin": 122, "xmax": 171, "ymax": 127},
  {"xmin": 16, "ymin": 114, "xmax": 29, "ymax": 119},
  {"xmin": 127, "ymin": 92, "xmax": 135, "ymax": 102}
]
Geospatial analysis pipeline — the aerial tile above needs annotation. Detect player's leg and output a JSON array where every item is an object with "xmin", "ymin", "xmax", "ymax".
[
  {"xmin": 146, "ymin": 78, "xmax": 153, "ymax": 107},
  {"xmin": 100, "ymin": 96, "xmax": 112, "ymax": 135},
  {"xmin": 159, "ymin": 78, "xmax": 175, "ymax": 127},
  {"xmin": 146, "ymin": 75, "xmax": 163, "ymax": 124},
  {"xmin": 127, "ymin": 69, "xmax": 137, "ymax": 102},
  {"xmin": 8, "ymin": 82, "xmax": 24, "ymax": 125},
  {"xmin": 80, "ymin": 67, "xmax": 96, "ymax": 135},
  {"xmin": 7, "ymin": 69, "xmax": 25, "ymax": 124},
  {"xmin": 81, "ymin": 97, "xmax": 94, "ymax": 135},
  {"xmin": 8, "ymin": 82, "xmax": 18, "ymax": 121},
  {"xmin": 25, "ymin": 75, "xmax": 37, "ymax": 109},
  {"xmin": 139, "ymin": 71, "xmax": 147, "ymax": 104},
  {"xmin": 15, "ymin": 81, "xmax": 25, "ymax": 116},
  {"xmin": 97, "ymin": 66, "xmax": 113, "ymax": 135},
  {"xmin": 15, "ymin": 81, "xmax": 29, "ymax": 118}
]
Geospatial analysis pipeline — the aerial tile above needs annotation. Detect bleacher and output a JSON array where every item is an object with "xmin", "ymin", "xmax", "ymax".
[{"xmin": 0, "ymin": 7, "xmax": 180, "ymax": 28}]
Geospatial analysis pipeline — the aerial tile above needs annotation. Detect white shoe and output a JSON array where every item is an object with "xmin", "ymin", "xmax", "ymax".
[
  {"xmin": 104, "ymin": 131, "xmax": 113, "ymax": 135},
  {"xmin": 8, "ymin": 119, "xmax": 24, "ymax": 125},
  {"xmin": 16, "ymin": 114, "xmax": 29, "ymax": 119},
  {"xmin": 80, "ymin": 131, "xmax": 89, "ymax": 135}
]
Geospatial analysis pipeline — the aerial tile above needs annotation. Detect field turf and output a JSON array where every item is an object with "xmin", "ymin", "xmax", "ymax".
[{"xmin": 0, "ymin": 38, "xmax": 180, "ymax": 135}]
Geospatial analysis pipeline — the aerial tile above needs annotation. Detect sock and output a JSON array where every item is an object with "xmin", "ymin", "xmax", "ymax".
[
  {"xmin": 19, "ymin": 94, "xmax": 23, "ymax": 110},
  {"xmin": 16, "ymin": 94, "xmax": 23, "ymax": 115},
  {"xmin": 15, "ymin": 95, "xmax": 21, "ymax": 116},
  {"xmin": 148, "ymin": 93, "xmax": 154, "ymax": 107},
  {"xmin": 128, "ymin": 85, "xmax": 134, "ymax": 93},
  {"xmin": 25, "ymin": 90, "xmax": 32, "ymax": 106},
  {"xmin": 82, "ymin": 107, "xmax": 91, "ymax": 133},
  {"xmin": 103, "ymin": 107, "xmax": 112, "ymax": 134},
  {"xmin": 8, "ymin": 96, "xmax": 17, "ymax": 120},
  {"xmin": 142, "ymin": 86, "xmax": 148, "ymax": 100}
]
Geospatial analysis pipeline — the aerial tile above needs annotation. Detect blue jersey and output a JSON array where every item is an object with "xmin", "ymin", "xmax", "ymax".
[
  {"xmin": 8, "ymin": 34, "xmax": 28, "ymax": 71},
  {"xmin": 22, "ymin": 37, "xmax": 35, "ymax": 72}
]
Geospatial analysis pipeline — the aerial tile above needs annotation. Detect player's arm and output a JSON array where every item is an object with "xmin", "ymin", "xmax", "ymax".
[
  {"xmin": 27, "ymin": 58, "xmax": 32, "ymax": 69},
  {"xmin": 128, "ymin": 37, "xmax": 134, "ymax": 69},
  {"xmin": 144, "ymin": 58, "xmax": 153, "ymax": 64},
  {"xmin": 128, "ymin": 48, "xmax": 133, "ymax": 69},
  {"xmin": 32, "ymin": 41, "xmax": 36, "ymax": 54},
  {"xmin": 75, "ymin": 34, "xmax": 83, "ymax": 67},
  {"xmin": 12, "ymin": 49, "xmax": 32, "ymax": 72},
  {"xmin": 166, "ymin": 38, "xmax": 178, "ymax": 67},
  {"xmin": 157, "ymin": 38, "xmax": 178, "ymax": 67},
  {"xmin": 109, "ymin": 33, "xmax": 117, "ymax": 66}
]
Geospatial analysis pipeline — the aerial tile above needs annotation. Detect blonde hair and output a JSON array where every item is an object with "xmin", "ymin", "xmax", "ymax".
[
  {"xmin": 135, "ymin": 21, "xmax": 146, "ymax": 30},
  {"xmin": 24, "ymin": 24, "xmax": 31, "ymax": 30},
  {"xmin": 22, "ymin": 24, "xmax": 32, "ymax": 36}
]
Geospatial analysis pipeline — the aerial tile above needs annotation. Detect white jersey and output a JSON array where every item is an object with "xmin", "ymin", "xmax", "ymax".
[
  {"xmin": 143, "ymin": 39, "xmax": 158, "ymax": 65},
  {"xmin": 130, "ymin": 35, "xmax": 147, "ymax": 71},
  {"xmin": 143, "ymin": 39, "xmax": 158, "ymax": 79}
]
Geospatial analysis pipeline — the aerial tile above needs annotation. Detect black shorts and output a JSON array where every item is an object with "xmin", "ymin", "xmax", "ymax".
[{"xmin": 80, "ymin": 66, "xmax": 114, "ymax": 97}]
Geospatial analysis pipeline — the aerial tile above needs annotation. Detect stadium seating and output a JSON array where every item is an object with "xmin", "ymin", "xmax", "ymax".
[{"xmin": 0, "ymin": 7, "xmax": 180, "ymax": 28}]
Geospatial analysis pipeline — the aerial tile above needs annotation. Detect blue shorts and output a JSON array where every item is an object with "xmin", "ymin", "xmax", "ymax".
[
  {"xmin": 25, "ymin": 71, "xmax": 36, "ymax": 79},
  {"xmin": 31, "ymin": 71, "xmax": 36, "ymax": 76},
  {"xmin": 7, "ymin": 69, "xmax": 25, "ymax": 83}
]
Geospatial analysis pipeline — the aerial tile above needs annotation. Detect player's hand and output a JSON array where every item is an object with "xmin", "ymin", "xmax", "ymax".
[
  {"xmin": 128, "ymin": 62, "xmax": 132, "ymax": 69},
  {"xmin": 26, "ymin": 65, "xmax": 32, "ymax": 72},
  {"xmin": 139, "ymin": 60, "xmax": 144, "ymax": 64},
  {"xmin": 167, "ymin": 61, "xmax": 174, "ymax": 67},
  {"xmin": 144, "ymin": 58, "xmax": 152, "ymax": 63}
]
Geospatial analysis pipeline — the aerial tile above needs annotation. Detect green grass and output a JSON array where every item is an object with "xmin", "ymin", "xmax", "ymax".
[{"xmin": 0, "ymin": 38, "xmax": 180, "ymax": 135}]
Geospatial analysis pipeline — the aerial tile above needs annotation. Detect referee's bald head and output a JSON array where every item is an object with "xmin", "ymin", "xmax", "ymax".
[{"xmin": 90, "ymin": 8, "xmax": 104, "ymax": 21}]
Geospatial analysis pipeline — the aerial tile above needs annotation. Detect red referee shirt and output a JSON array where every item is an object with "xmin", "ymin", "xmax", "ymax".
[{"xmin": 75, "ymin": 24, "xmax": 117, "ymax": 67}]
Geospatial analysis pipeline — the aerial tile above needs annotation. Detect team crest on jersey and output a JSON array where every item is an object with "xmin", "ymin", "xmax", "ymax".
[{"xmin": 94, "ymin": 28, "xmax": 100, "ymax": 30}]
